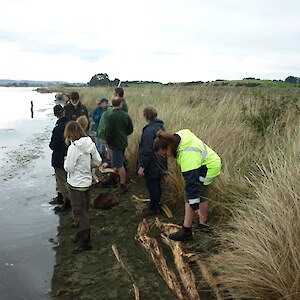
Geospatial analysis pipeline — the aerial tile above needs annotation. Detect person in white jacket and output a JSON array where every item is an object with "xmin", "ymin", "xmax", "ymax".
[{"xmin": 64, "ymin": 121, "xmax": 102, "ymax": 252}]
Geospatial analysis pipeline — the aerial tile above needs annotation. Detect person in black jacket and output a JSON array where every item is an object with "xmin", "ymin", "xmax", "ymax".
[
  {"xmin": 138, "ymin": 106, "xmax": 167, "ymax": 213},
  {"xmin": 49, "ymin": 105, "xmax": 70, "ymax": 211}
]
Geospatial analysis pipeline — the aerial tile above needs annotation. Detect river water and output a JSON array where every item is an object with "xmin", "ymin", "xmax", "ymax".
[{"xmin": 0, "ymin": 87, "xmax": 59, "ymax": 300}]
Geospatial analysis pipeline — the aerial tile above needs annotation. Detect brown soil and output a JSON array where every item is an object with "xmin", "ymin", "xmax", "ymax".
[{"xmin": 51, "ymin": 171, "xmax": 217, "ymax": 300}]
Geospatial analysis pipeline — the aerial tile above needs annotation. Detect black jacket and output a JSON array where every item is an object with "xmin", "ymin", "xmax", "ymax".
[
  {"xmin": 138, "ymin": 118, "xmax": 167, "ymax": 178},
  {"xmin": 49, "ymin": 116, "xmax": 69, "ymax": 168}
]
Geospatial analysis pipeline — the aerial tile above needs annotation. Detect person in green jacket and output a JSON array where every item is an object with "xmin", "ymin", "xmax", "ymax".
[
  {"xmin": 114, "ymin": 87, "xmax": 128, "ymax": 113},
  {"xmin": 105, "ymin": 97, "xmax": 133, "ymax": 194},
  {"xmin": 154, "ymin": 129, "xmax": 221, "ymax": 241},
  {"xmin": 64, "ymin": 91, "xmax": 90, "ymax": 128}
]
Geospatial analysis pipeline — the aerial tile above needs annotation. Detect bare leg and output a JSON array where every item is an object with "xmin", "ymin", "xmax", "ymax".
[
  {"xmin": 198, "ymin": 201, "xmax": 208, "ymax": 224},
  {"xmin": 183, "ymin": 203, "xmax": 194, "ymax": 227},
  {"xmin": 118, "ymin": 166, "xmax": 126, "ymax": 185}
]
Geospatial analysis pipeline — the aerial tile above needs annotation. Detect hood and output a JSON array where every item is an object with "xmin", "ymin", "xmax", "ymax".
[{"xmin": 73, "ymin": 136, "xmax": 94, "ymax": 154}]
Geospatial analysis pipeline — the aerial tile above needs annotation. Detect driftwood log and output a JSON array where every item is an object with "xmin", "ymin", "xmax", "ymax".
[
  {"xmin": 155, "ymin": 219, "xmax": 201, "ymax": 300},
  {"xmin": 135, "ymin": 219, "xmax": 185, "ymax": 300}
]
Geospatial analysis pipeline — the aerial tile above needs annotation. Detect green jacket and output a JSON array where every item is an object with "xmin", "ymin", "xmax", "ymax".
[
  {"xmin": 64, "ymin": 101, "xmax": 89, "ymax": 126},
  {"xmin": 96, "ymin": 106, "xmax": 113, "ymax": 141},
  {"xmin": 105, "ymin": 109, "xmax": 133, "ymax": 150}
]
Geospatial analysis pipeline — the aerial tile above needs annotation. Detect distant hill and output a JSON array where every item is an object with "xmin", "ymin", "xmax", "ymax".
[{"xmin": 0, "ymin": 79, "xmax": 86, "ymax": 87}]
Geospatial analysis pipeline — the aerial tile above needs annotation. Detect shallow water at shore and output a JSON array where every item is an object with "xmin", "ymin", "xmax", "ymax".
[{"xmin": 0, "ymin": 88, "xmax": 59, "ymax": 299}]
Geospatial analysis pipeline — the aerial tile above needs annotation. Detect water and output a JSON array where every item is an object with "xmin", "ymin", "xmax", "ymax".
[{"xmin": 0, "ymin": 87, "xmax": 59, "ymax": 299}]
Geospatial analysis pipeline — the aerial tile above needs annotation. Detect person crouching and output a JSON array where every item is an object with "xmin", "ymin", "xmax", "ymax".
[{"xmin": 64, "ymin": 121, "xmax": 102, "ymax": 251}]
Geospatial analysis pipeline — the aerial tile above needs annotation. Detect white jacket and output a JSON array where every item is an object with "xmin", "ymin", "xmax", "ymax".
[{"xmin": 64, "ymin": 136, "xmax": 102, "ymax": 188}]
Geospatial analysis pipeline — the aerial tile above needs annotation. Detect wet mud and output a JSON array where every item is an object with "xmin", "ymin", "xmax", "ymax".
[{"xmin": 51, "ymin": 171, "xmax": 217, "ymax": 300}]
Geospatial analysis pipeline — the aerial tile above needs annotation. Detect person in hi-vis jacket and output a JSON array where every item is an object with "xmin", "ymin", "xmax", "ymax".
[{"xmin": 154, "ymin": 129, "xmax": 221, "ymax": 241}]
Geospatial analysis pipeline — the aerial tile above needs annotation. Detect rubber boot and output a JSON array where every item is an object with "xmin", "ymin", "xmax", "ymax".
[
  {"xmin": 169, "ymin": 226, "xmax": 193, "ymax": 242},
  {"xmin": 73, "ymin": 230, "xmax": 92, "ymax": 252}
]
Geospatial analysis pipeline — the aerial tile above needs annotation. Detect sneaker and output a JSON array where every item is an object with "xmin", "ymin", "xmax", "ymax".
[
  {"xmin": 119, "ymin": 184, "xmax": 128, "ymax": 194},
  {"xmin": 196, "ymin": 223, "xmax": 212, "ymax": 233}
]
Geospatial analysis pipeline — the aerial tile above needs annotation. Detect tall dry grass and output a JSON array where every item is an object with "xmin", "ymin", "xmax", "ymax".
[
  {"xmin": 210, "ymin": 124, "xmax": 300, "ymax": 299},
  {"xmin": 75, "ymin": 85, "xmax": 300, "ymax": 299}
]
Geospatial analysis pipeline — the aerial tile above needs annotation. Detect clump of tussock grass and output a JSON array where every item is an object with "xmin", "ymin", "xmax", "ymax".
[{"xmin": 209, "ymin": 126, "xmax": 300, "ymax": 300}]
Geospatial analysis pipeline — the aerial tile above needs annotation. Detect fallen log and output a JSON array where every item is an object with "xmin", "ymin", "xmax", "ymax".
[
  {"xmin": 155, "ymin": 219, "xmax": 201, "ymax": 300},
  {"xmin": 136, "ymin": 219, "xmax": 185, "ymax": 300}
]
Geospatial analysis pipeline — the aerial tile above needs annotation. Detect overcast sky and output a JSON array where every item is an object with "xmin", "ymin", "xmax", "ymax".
[{"xmin": 0, "ymin": 0, "xmax": 299, "ymax": 83}]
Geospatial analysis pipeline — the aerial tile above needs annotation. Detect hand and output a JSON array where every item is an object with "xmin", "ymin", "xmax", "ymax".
[{"xmin": 138, "ymin": 167, "xmax": 145, "ymax": 177}]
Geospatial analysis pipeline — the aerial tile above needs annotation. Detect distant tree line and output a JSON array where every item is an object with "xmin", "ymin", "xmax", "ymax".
[{"xmin": 285, "ymin": 76, "xmax": 300, "ymax": 84}]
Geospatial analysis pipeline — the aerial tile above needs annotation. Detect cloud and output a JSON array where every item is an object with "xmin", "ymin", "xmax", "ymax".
[{"xmin": 0, "ymin": 0, "xmax": 299, "ymax": 82}]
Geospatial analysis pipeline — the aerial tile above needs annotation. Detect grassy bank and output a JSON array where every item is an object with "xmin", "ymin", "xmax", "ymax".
[{"xmin": 51, "ymin": 83, "xmax": 300, "ymax": 299}]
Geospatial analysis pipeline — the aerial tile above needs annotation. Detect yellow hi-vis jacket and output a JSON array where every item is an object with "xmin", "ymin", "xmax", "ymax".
[{"xmin": 176, "ymin": 129, "xmax": 221, "ymax": 185}]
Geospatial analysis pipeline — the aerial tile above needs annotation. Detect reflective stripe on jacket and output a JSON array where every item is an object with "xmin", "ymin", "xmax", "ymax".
[{"xmin": 176, "ymin": 129, "xmax": 221, "ymax": 179}]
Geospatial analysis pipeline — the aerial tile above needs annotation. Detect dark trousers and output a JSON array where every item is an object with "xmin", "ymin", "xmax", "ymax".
[
  {"xmin": 68, "ymin": 188, "xmax": 90, "ymax": 233},
  {"xmin": 145, "ymin": 177, "xmax": 162, "ymax": 211}
]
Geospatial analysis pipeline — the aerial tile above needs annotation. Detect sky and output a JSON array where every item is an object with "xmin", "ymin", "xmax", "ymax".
[{"xmin": 0, "ymin": 0, "xmax": 299, "ymax": 84}]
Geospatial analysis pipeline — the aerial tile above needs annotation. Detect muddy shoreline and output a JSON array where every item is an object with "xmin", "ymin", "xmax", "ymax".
[{"xmin": 51, "ymin": 171, "xmax": 216, "ymax": 299}]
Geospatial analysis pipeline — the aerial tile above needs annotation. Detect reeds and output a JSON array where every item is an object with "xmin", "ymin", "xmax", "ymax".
[{"xmin": 75, "ymin": 84, "xmax": 300, "ymax": 299}]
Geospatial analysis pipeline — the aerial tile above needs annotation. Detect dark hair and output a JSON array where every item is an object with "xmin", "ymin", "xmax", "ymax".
[
  {"xmin": 64, "ymin": 121, "xmax": 85, "ymax": 144},
  {"xmin": 143, "ymin": 106, "xmax": 157, "ymax": 121},
  {"xmin": 154, "ymin": 131, "xmax": 178, "ymax": 154},
  {"xmin": 112, "ymin": 97, "xmax": 122, "ymax": 107},
  {"xmin": 70, "ymin": 91, "xmax": 79, "ymax": 100},
  {"xmin": 53, "ymin": 104, "xmax": 64, "ymax": 117},
  {"xmin": 114, "ymin": 87, "xmax": 124, "ymax": 98}
]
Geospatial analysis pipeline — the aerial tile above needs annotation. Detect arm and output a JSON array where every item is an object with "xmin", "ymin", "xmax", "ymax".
[
  {"xmin": 104, "ymin": 115, "xmax": 113, "ymax": 145},
  {"xmin": 138, "ymin": 127, "xmax": 155, "ymax": 169},
  {"xmin": 91, "ymin": 144, "xmax": 102, "ymax": 167},
  {"xmin": 49, "ymin": 126, "xmax": 62, "ymax": 151},
  {"xmin": 126, "ymin": 116, "xmax": 133, "ymax": 136},
  {"xmin": 64, "ymin": 144, "xmax": 77, "ymax": 174}
]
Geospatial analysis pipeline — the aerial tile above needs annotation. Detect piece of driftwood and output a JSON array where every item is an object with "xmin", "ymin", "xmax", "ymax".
[
  {"xmin": 99, "ymin": 164, "xmax": 117, "ymax": 174},
  {"xmin": 92, "ymin": 168, "xmax": 100, "ymax": 184},
  {"xmin": 136, "ymin": 219, "xmax": 185, "ymax": 300},
  {"xmin": 132, "ymin": 195, "xmax": 150, "ymax": 202},
  {"xmin": 158, "ymin": 219, "xmax": 224, "ymax": 300},
  {"xmin": 155, "ymin": 219, "xmax": 201, "ymax": 300},
  {"xmin": 112, "ymin": 244, "xmax": 140, "ymax": 300}
]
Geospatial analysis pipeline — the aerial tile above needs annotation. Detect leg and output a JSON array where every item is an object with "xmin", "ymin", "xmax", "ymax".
[
  {"xmin": 145, "ymin": 177, "xmax": 161, "ymax": 211},
  {"xmin": 169, "ymin": 203, "xmax": 194, "ymax": 241},
  {"xmin": 118, "ymin": 166, "xmax": 127, "ymax": 185},
  {"xmin": 199, "ymin": 201, "xmax": 208, "ymax": 224}
]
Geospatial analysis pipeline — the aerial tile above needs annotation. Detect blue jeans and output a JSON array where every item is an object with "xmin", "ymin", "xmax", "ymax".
[{"xmin": 145, "ymin": 177, "xmax": 162, "ymax": 211}]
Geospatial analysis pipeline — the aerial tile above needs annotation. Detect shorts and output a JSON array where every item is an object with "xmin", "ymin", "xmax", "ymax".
[
  {"xmin": 183, "ymin": 165, "xmax": 209, "ymax": 203},
  {"xmin": 111, "ymin": 149, "xmax": 125, "ymax": 168}
]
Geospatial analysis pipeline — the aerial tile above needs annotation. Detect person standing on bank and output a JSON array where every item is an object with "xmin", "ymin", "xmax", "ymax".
[
  {"xmin": 105, "ymin": 97, "xmax": 133, "ymax": 194},
  {"xmin": 64, "ymin": 121, "xmax": 102, "ymax": 252},
  {"xmin": 138, "ymin": 106, "xmax": 167, "ymax": 213},
  {"xmin": 154, "ymin": 129, "xmax": 221, "ymax": 241},
  {"xmin": 114, "ymin": 87, "xmax": 128, "ymax": 113},
  {"xmin": 49, "ymin": 105, "xmax": 70, "ymax": 211},
  {"xmin": 96, "ymin": 98, "xmax": 113, "ymax": 162},
  {"xmin": 64, "ymin": 91, "xmax": 89, "ymax": 127}
]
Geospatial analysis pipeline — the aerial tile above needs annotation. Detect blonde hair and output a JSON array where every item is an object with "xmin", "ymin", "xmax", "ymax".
[
  {"xmin": 76, "ymin": 116, "xmax": 88, "ymax": 131},
  {"xmin": 64, "ymin": 121, "xmax": 85, "ymax": 145}
]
